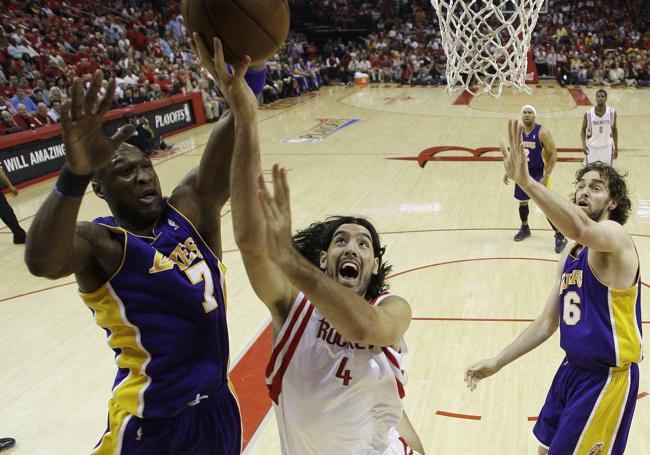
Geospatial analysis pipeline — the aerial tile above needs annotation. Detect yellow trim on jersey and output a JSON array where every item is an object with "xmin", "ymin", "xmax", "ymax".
[
  {"xmin": 81, "ymin": 283, "xmax": 152, "ymax": 417},
  {"xmin": 610, "ymin": 287, "xmax": 642, "ymax": 365},
  {"xmin": 218, "ymin": 260, "xmax": 228, "ymax": 310},
  {"xmin": 91, "ymin": 399, "xmax": 133, "ymax": 455},
  {"xmin": 575, "ymin": 367, "xmax": 631, "ymax": 455}
]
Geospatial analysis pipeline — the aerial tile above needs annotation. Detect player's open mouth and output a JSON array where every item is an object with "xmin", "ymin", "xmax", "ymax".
[
  {"xmin": 577, "ymin": 200, "xmax": 589, "ymax": 207},
  {"xmin": 338, "ymin": 260, "xmax": 360, "ymax": 286},
  {"xmin": 139, "ymin": 189, "xmax": 158, "ymax": 203}
]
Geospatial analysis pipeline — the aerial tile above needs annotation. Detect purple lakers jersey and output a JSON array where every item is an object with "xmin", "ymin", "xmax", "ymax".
[
  {"xmin": 80, "ymin": 199, "xmax": 235, "ymax": 418},
  {"xmin": 559, "ymin": 245, "xmax": 643, "ymax": 371},
  {"xmin": 522, "ymin": 123, "xmax": 545, "ymax": 171}
]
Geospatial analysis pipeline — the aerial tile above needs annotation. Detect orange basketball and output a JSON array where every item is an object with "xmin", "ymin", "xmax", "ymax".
[{"xmin": 181, "ymin": 0, "xmax": 290, "ymax": 64}]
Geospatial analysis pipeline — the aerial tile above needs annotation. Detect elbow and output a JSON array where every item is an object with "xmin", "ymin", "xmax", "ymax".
[
  {"xmin": 24, "ymin": 252, "xmax": 68, "ymax": 279},
  {"xmin": 571, "ymin": 224, "xmax": 590, "ymax": 245}
]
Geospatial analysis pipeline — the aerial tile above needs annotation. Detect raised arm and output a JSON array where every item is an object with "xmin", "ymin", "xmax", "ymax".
[
  {"xmin": 168, "ymin": 61, "xmax": 239, "ymax": 258},
  {"xmin": 502, "ymin": 120, "xmax": 630, "ymax": 253},
  {"xmin": 25, "ymin": 71, "xmax": 134, "ymax": 280},
  {"xmin": 464, "ymin": 252, "xmax": 565, "ymax": 391},
  {"xmin": 257, "ymin": 166, "xmax": 411, "ymax": 347},
  {"xmin": 194, "ymin": 36, "xmax": 294, "ymax": 324}
]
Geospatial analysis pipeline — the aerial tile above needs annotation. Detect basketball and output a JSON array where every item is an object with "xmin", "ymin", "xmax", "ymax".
[{"xmin": 181, "ymin": 0, "xmax": 290, "ymax": 64}]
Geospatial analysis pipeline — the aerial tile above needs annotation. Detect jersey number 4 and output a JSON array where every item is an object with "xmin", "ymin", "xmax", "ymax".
[
  {"xmin": 563, "ymin": 291, "xmax": 581, "ymax": 326},
  {"xmin": 336, "ymin": 357, "xmax": 352, "ymax": 386}
]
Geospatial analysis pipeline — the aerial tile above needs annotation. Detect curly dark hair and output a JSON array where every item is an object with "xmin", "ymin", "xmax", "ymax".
[
  {"xmin": 571, "ymin": 162, "xmax": 632, "ymax": 225},
  {"xmin": 292, "ymin": 216, "xmax": 391, "ymax": 300}
]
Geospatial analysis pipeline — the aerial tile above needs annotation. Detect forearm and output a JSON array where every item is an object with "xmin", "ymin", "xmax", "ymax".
[
  {"xmin": 25, "ymin": 192, "xmax": 83, "ymax": 277},
  {"xmin": 521, "ymin": 178, "xmax": 592, "ymax": 240},
  {"xmin": 230, "ymin": 114, "xmax": 267, "ymax": 250},
  {"xmin": 581, "ymin": 128, "xmax": 587, "ymax": 148},
  {"xmin": 494, "ymin": 317, "xmax": 556, "ymax": 368},
  {"xmin": 196, "ymin": 110, "xmax": 234, "ymax": 206},
  {"xmin": 613, "ymin": 127, "xmax": 618, "ymax": 150},
  {"xmin": 543, "ymin": 154, "xmax": 556, "ymax": 177},
  {"xmin": 278, "ymin": 248, "xmax": 377, "ymax": 343}
]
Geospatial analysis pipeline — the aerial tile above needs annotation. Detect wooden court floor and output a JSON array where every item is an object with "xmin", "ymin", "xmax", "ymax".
[{"xmin": 1, "ymin": 81, "xmax": 649, "ymax": 454}]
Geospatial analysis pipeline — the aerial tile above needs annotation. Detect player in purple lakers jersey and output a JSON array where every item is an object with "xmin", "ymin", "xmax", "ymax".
[
  {"xmin": 24, "ymin": 48, "xmax": 266, "ymax": 454},
  {"xmin": 466, "ymin": 120, "xmax": 641, "ymax": 455},
  {"xmin": 505, "ymin": 105, "xmax": 567, "ymax": 253}
]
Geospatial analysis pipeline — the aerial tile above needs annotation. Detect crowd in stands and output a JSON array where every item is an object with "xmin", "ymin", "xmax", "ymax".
[
  {"xmin": 1, "ymin": 0, "xmax": 649, "ymax": 136},
  {"xmin": 532, "ymin": 0, "xmax": 650, "ymax": 87},
  {"xmin": 0, "ymin": 0, "xmax": 225, "ymax": 135}
]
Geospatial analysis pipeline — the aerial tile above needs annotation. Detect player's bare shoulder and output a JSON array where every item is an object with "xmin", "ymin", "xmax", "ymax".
[{"xmin": 74, "ymin": 221, "xmax": 124, "ymax": 292}]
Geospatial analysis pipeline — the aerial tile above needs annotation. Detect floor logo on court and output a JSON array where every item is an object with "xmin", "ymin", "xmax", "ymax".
[
  {"xmin": 282, "ymin": 118, "xmax": 360, "ymax": 143},
  {"xmin": 389, "ymin": 146, "xmax": 584, "ymax": 167}
]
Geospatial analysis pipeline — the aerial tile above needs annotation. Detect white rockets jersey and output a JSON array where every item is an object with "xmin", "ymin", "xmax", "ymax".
[
  {"xmin": 266, "ymin": 291, "xmax": 411, "ymax": 455},
  {"xmin": 586, "ymin": 106, "xmax": 615, "ymax": 148}
]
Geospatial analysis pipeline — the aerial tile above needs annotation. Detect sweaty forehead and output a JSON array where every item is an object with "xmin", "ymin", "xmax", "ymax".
[{"xmin": 112, "ymin": 144, "xmax": 145, "ymax": 161}]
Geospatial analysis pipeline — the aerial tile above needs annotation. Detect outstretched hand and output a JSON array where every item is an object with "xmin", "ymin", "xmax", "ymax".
[
  {"xmin": 60, "ymin": 70, "xmax": 135, "ymax": 175},
  {"xmin": 464, "ymin": 358, "xmax": 501, "ymax": 391},
  {"xmin": 193, "ymin": 34, "xmax": 257, "ymax": 122},
  {"xmin": 257, "ymin": 164, "xmax": 294, "ymax": 266},
  {"xmin": 499, "ymin": 120, "xmax": 532, "ymax": 188}
]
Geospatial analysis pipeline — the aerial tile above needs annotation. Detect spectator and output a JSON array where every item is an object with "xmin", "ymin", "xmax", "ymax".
[
  {"xmin": 194, "ymin": 79, "xmax": 221, "ymax": 122},
  {"xmin": 124, "ymin": 113, "xmax": 171, "ymax": 155},
  {"xmin": 48, "ymin": 99, "xmax": 62, "ymax": 123},
  {"xmin": 34, "ymin": 102, "xmax": 55, "ymax": 126},
  {"xmin": 10, "ymin": 87, "xmax": 37, "ymax": 113},
  {"xmin": 0, "ymin": 109, "xmax": 22, "ymax": 135},
  {"xmin": 13, "ymin": 103, "xmax": 42, "ymax": 129}
]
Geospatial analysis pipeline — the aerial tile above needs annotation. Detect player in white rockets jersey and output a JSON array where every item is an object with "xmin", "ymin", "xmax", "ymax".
[
  {"xmin": 195, "ymin": 38, "xmax": 425, "ymax": 455},
  {"xmin": 264, "ymin": 219, "xmax": 420, "ymax": 455},
  {"xmin": 581, "ymin": 89, "xmax": 618, "ymax": 165}
]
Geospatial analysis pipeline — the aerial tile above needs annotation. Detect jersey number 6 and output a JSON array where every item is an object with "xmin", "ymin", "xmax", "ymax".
[{"xmin": 563, "ymin": 291, "xmax": 581, "ymax": 326}]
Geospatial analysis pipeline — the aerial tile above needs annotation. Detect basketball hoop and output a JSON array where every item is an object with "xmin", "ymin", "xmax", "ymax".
[{"xmin": 431, "ymin": 0, "xmax": 546, "ymax": 97}]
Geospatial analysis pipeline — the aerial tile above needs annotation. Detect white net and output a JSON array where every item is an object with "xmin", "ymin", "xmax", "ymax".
[{"xmin": 431, "ymin": 0, "xmax": 546, "ymax": 97}]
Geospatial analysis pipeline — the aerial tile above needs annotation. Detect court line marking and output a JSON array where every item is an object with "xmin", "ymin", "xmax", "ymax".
[
  {"xmin": 444, "ymin": 390, "xmax": 649, "ymax": 423},
  {"xmin": 435, "ymin": 410, "xmax": 482, "ymax": 420},
  {"xmin": 388, "ymin": 256, "xmax": 650, "ymax": 293}
]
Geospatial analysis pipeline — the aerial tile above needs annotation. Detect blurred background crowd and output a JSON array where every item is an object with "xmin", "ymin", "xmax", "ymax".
[{"xmin": 1, "ymin": 0, "xmax": 649, "ymax": 135}]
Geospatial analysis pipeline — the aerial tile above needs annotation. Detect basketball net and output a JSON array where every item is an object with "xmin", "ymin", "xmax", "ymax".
[{"xmin": 431, "ymin": 0, "xmax": 545, "ymax": 97}]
